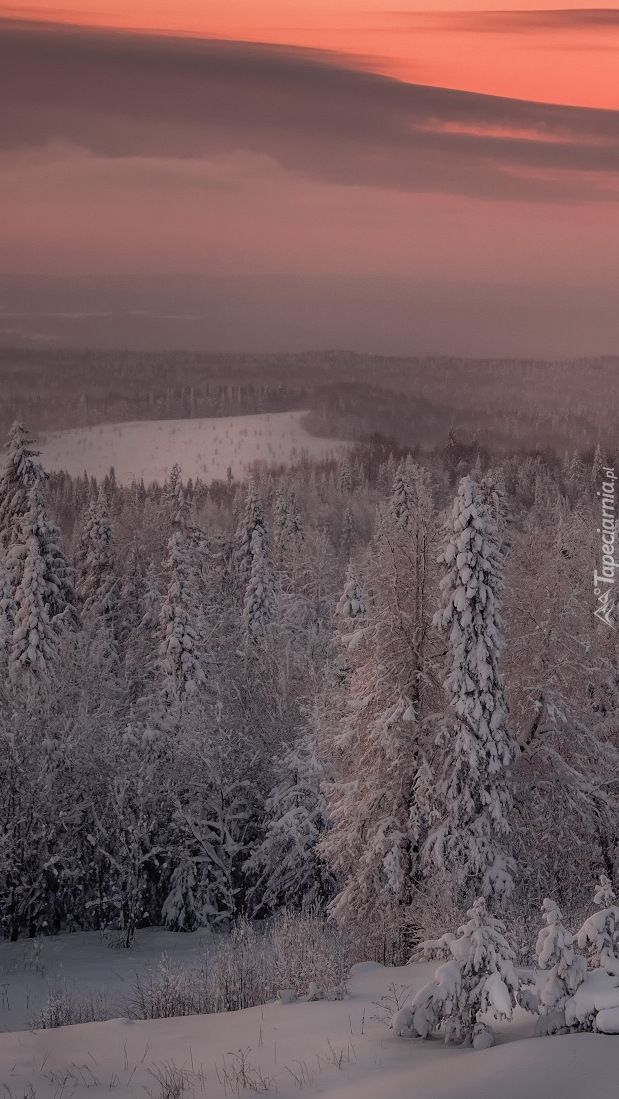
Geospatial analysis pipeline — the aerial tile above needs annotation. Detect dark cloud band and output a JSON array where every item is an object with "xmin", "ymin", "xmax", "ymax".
[{"xmin": 1, "ymin": 19, "xmax": 619, "ymax": 201}]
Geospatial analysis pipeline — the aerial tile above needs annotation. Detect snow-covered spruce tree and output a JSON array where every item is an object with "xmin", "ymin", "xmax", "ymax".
[
  {"xmin": 534, "ymin": 898, "xmax": 586, "ymax": 1032},
  {"xmin": 234, "ymin": 478, "xmax": 268, "ymax": 586},
  {"xmin": 393, "ymin": 897, "xmax": 523, "ymax": 1047},
  {"xmin": 8, "ymin": 485, "xmax": 74, "ymax": 686},
  {"xmin": 76, "ymin": 489, "xmax": 119, "ymax": 651},
  {"xmin": 339, "ymin": 503, "xmax": 356, "ymax": 559},
  {"xmin": 122, "ymin": 555, "xmax": 162, "ymax": 708},
  {"xmin": 273, "ymin": 487, "xmax": 304, "ymax": 578},
  {"xmin": 423, "ymin": 475, "xmax": 517, "ymax": 908},
  {"xmin": 9, "ymin": 554, "xmax": 52, "ymax": 685},
  {"xmin": 0, "ymin": 422, "xmax": 46, "ymax": 549},
  {"xmin": 320, "ymin": 465, "xmax": 438, "ymax": 962},
  {"xmin": 158, "ymin": 529, "xmax": 206, "ymax": 707},
  {"xmin": 333, "ymin": 561, "xmax": 367, "ymax": 682},
  {"xmin": 480, "ymin": 466, "xmax": 511, "ymax": 555},
  {"xmin": 389, "ymin": 456, "xmax": 416, "ymax": 529},
  {"xmin": 164, "ymin": 463, "xmax": 191, "ymax": 530},
  {"xmin": 242, "ymin": 526, "xmax": 276, "ymax": 646},
  {"xmin": 577, "ymin": 875, "xmax": 619, "ymax": 968},
  {"xmin": 244, "ymin": 699, "xmax": 335, "ymax": 916}
]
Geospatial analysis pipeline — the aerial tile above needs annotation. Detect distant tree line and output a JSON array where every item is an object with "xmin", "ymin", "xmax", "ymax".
[{"xmin": 2, "ymin": 347, "xmax": 619, "ymax": 455}]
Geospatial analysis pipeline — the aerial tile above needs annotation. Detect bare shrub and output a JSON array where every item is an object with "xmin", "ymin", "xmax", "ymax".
[
  {"xmin": 209, "ymin": 920, "xmax": 269, "ymax": 1013},
  {"xmin": 32, "ymin": 980, "xmax": 111, "ymax": 1029},
  {"xmin": 124, "ymin": 954, "xmax": 210, "ymax": 1020},
  {"xmin": 124, "ymin": 910, "xmax": 352, "ymax": 1023},
  {"xmin": 216, "ymin": 1047, "xmax": 273, "ymax": 1093},
  {"xmin": 145, "ymin": 1060, "xmax": 207, "ymax": 1099},
  {"xmin": 269, "ymin": 909, "xmax": 350, "ymax": 998}
]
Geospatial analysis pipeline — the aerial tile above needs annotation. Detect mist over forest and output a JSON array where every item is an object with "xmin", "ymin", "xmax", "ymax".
[{"xmin": 1, "ymin": 345, "xmax": 618, "ymax": 458}]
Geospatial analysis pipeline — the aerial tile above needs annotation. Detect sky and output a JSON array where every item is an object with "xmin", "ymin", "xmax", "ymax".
[{"xmin": 0, "ymin": 1, "xmax": 618, "ymax": 355}]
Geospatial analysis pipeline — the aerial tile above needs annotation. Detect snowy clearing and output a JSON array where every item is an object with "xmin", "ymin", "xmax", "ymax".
[
  {"xmin": 1, "ymin": 939, "xmax": 618, "ymax": 1099},
  {"xmin": 39, "ymin": 411, "xmax": 348, "ymax": 485}
]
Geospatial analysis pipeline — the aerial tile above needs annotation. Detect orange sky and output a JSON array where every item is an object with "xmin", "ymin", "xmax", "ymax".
[
  {"xmin": 3, "ymin": 0, "xmax": 619, "ymax": 108},
  {"xmin": 1, "ymin": 2, "xmax": 619, "ymax": 356}
]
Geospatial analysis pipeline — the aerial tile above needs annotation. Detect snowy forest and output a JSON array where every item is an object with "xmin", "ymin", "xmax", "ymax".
[{"xmin": 0, "ymin": 418, "xmax": 617, "ymax": 979}]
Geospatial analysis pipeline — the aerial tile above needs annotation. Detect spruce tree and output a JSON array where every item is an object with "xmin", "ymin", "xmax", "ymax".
[
  {"xmin": 159, "ymin": 530, "xmax": 205, "ymax": 706},
  {"xmin": 0, "ymin": 423, "xmax": 46, "ymax": 549},
  {"xmin": 242, "ymin": 526, "xmax": 276, "ymax": 645},
  {"xmin": 394, "ymin": 897, "xmax": 523, "ymax": 1047},
  {"xmin": 7, "ymin": 484, "xmax": 74, "ymax": 685},
  {"xmin": 273, "ymin": 487, "xmax": 304, "ymax": 569},
  {"xmin": 535, "ymin": 898, "xmax": 586, "ymax": 1026},
  {"xmin": 577, "ymin": 875, "xmax": 619, "ymax": 967},
  {"xmin": 234, "ymin": 479, "xmax": 268, "ymax": 585},
  {"xmin": 77, "ymin": 490, "xmax": 118, "ymax": 644},
  {"xmin": 423, "ymin": 475, "xmax": 517, "ymax": 906},
  {"xmin": 333, "ymin": 562, "xmax": 367, "ymax": 681}
]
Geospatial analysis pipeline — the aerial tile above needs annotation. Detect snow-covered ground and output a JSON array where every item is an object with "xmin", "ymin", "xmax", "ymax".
[
  {"xmin": 1, "ymin": 934, "xmax": 619, "ymax": 1099},
  {"xmin": 39, "ymin": 411, "xmax": 348, "ymax": 485}
]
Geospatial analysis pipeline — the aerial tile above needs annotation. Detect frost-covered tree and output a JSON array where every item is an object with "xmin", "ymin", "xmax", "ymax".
[
  {"xmin": 242, "ymin": 526, "xmax": 276, "ymax": 645},
  {"xmin": 159, "ymin": 530, "xmax": 206, "ymax": 706},
  {"xmin": 393, "ymin": 897, "xmax": 523, "ymax": 1047},
  {"xmin": 335, "ymin": 562, "xmax": 367, "ymax": 625},
  {"xmin": 165, "ymin": 463, "xmax": 191, "ymax": 529},
  {"xmin": 244, "ymin": 707, "xmax": 334, "ymax": 916},
  {"xmin": 423, "ymin": 475, "xmax": 517, "ymax": 907},
  {"xmin": 161, "ymin": 718, "xmax": 240, "ymax": 930},
  {"xmin": 320, "ymin": 466, "xmax": 438, "ymax": 960},
  {"xmin": 0, "ymin": 423, "xmax": 46, "ymax": 548},
  {"xmin": 535, "ymin": 898, "xmax": 586, "ymax": 1026},
  {"xmin": 9, "ymin": 539, "xmax": 58, "ymax": 684},
  {"xmin": 123, "ymin": 556, "xmax": 162, "ymax": 707},
  {"xmin": 77, "ymin": 490, "xmax": 118, "ymax": 643},
  {"xmin": 591, "ymin": 442, "xmax": 604, "ymax": 486},
  {"xmin": 563, "ymin": 449, "xmax": 586, "ymax": 498},
  {"xmin": 7, "ymin": 485, "xmax": 74, "ymax": 685},
  {"xmin": 273, "ymin": 487, "xmax": 304, "ymax": 569},
  {"xmin": 389, "ymin": 457, "xmax": 416, "ymax": 529},
  {"xmin": 339, "ymin": 504, "xmax": 356, "ymax": 559},
  {"xmin": 235, "ymin": 479, "xmax": 268, "ymax": 585},
  {"xmin": 577, "ymin": 875, "xmax": 619, "ymax": 968},
  {"xmin": 333, "ymin": 562, "xmax": 367, "ymax": 681}
]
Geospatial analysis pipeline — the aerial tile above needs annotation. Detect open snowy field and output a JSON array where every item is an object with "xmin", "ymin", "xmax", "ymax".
[
  {"xmin": 1, "ymin": 936, "xmax": 619, "ymax": 1099},
  {"xmin": 39, "ymin": 411, "xmax": 348, "ymax": 485}
]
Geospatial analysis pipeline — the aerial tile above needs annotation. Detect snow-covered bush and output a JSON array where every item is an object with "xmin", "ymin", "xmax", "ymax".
[
  {"xmin": 577, "ymin": 875, "xmax": 619, "ymax": 969},
  {"xmin": 534, "ymin": 898, "xmax": 586, "ymax": 1033},
  {"xmin": 392, "ymin": 897, "xmax": 524, "ymax": 1047}
]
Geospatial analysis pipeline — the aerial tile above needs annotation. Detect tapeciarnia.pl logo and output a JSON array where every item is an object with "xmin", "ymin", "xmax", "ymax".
[{"xmin": 593, "ymin": 467, "xmax": 617, "ymax": 628}]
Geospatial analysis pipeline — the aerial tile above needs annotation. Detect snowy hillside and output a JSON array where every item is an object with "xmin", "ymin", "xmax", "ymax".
[
  {"xmin": 39, "ymin": 411, "xmax": 348, "ymax": 485},
  {"xmin": 0, "ymin": 946, "xmax": 617, "ymax": 1099}
]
